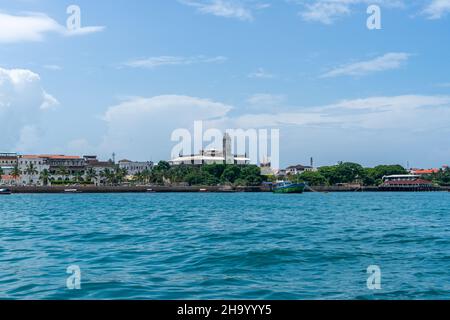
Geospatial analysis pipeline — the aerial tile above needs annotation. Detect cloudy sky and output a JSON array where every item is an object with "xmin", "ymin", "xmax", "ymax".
[{"xmin": 1, "ymin": 0, "xmax": 450, "ymax": 168}]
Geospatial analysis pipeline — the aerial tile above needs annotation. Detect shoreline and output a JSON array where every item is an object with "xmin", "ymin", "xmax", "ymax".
[{"xmin": 2, "ymin": 185, "xmax": 448, "ymax": 194}]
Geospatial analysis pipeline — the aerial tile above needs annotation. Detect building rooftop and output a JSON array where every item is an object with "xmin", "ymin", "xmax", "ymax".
[
  {"xmin": 287, "ymin": 165, "xmax": 313, "ymax": 170},
  {"xmin": 21, "ymin": 155, "xmax": 81, "ymax": 160}
]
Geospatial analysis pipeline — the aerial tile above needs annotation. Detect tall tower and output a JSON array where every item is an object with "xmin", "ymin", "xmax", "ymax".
[{"xmin": 223, "ymin": 133, "xmax": 233, "ymax": 164}]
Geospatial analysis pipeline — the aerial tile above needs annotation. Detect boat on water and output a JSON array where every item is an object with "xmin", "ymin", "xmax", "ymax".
[
  {"xmin": 0, "ymin": 188, "xmax": 12, "ymax": 195},
  {"xmin": 64, "ymin": 189, "xmax": 81, "ymax": 193},
  {"xmin": 272, "ymin": 181, "xmax": 306, "ymax": 194}
]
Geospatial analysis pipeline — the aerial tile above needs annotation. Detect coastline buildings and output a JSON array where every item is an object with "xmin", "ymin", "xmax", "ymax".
[
  {"xmin": 380, "ymin": 174, "xmax": 436, "ymax": 191},
  {"xmin": 0, "ymin": 153, "xmax": 154, "ymax": 186},
  {"xmin": 118, "ymin": 160, "xmax": 154, "ymax": 176},
  {"xmin": 169, "ymin": 134, "xmax": 251, "ymax": 166},
  {"xmin": 410, "ymin": 166, "xmax": 448, "ymax": 175},
  {"xmin": 84, "ymin": 156, "xmax": 115, "ymax": 186}
]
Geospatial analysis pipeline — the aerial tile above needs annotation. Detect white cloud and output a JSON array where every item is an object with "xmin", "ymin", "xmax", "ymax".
[
  {"xmin": 0, "ymin": 67, "xmax": 57, "ymax": 151},
  {"xmin": 0, "ymin": 12, "xmax": 104, "ymax": 43},
  {"xmin": 124, "ymin": 55, "xmax": 227, "ymax": 69},
  {"xmin": 226, "ymin": 94, "xmax": 450, "ymax": 166},
  {"xmin": 93, "ymin": 93, "xmax": 450, "ymax": 166},
  {"xmin": 248, "ymin": 68, "xmax": 275, "ymax": 79},
  {"xmin": 247, "ymin": 93, "xmax": 286, "ymax": 106},
  {"xmin": 99, "ymin": 95, "xmax": 233, "ymax": 160},
  {"xmin": 423, "ymin": 0, "xmax": 450, "ymax": 19},
  {"xmin": 179, "ymin": 0, "xmax": 269, "ymax": 21},
  {"xmin": 321, "ymin": 52, "xmax": 410, "ymax": 78},
  {"xmin": 40, "ymin": 91, "xmax": 60, "ymax": 110},
  {"xmin": 229, "ymin": 95, "xmax": 450, "ymax": 131},
  {"xmin": 293, "ymin": 0, "xmax": 404, "ymax": 24}
]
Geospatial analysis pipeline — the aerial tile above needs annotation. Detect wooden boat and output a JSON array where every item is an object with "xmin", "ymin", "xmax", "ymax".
[
  {"xmin": 0, "ymin": 188, "xmax": 12, "ymax": 195},
  {"xmin": 273, "ymin": 181, "xmax": 306, "ymax": 194}
]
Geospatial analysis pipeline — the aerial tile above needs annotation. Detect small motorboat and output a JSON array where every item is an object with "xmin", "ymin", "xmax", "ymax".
[
  {"xmin": 273, "ymin": 181, "xmax": 306, "ymax": 194},
  {"xmin": 0, "ymin": 188, "xmax": 12, "ymax": 195},
  {"xmin": 64, "ymin": 189, "xmax": 81, "ymax": 193}
]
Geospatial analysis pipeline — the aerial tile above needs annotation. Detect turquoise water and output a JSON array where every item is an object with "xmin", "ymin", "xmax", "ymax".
[{"xmin": 1, "ymin": 192, "xmax": 450, "ymax": 300}]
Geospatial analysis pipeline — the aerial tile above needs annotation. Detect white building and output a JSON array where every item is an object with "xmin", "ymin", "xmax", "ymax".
[
  {"xmin": 170, "ymin": 134, "xmax": 251, "ymax": 166},
  {"xmin": 18, "ymin": 155, "xmax": 50, "ymax": 185},
  {"xmin": 118, "ymin": 160, "xmax": 153, "ymax": 175},
  {"xmin": 0, "ymin": 152, "xmax": 17, "ymax": 176},
  {"xmin": 286, "ymin": 165, "xmax": 315, "ymax": 176}
]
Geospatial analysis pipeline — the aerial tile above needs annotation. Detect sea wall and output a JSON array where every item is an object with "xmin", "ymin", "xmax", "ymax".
[{"xmin": 3, "ymin": 185, "xmax": 448, "ymax": 194}]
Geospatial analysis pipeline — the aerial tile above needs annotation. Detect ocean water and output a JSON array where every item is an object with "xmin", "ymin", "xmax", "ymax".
[{"xmin": 1, "ymin": 192, "xmax": 450, "ymax": 300}]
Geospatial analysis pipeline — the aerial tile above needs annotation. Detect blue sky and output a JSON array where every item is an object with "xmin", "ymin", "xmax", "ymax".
[{"xmin": 1, "ymin": 0, "xmax": 450, "ymax": 168}]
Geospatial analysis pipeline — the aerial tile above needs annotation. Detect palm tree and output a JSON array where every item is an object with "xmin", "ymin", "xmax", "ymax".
[
  {"xmin": 57, "ymin": 166, "xmax": 69, "ymax": 181},
  {"xmin": 25, "ymin": 163, "xmax": 39, "ymax": 185},
  {"xmin": 85, "ymin": 167, "xmax": 98, "ymax": 185},
  {"xmin": 39, "ymin": 169, "xmax": 51, "ymax": 186},
  {"xmin": 10, "ymin": 165, "xmax": 21, "ymax": 184},
  {"xmin": 100, "ymin": 168, "xmax": 114, "ymax": 186},
  {"xmin": 74, "ymin": 171, "xmax": 84, "ymax": 184},
  {"xmin": 141, "ymin": 169, "xmax": 151, "ymax": 184},
  {"xmin": 114, "ymin": 166, "xmax": 128, "ymax": 185}
]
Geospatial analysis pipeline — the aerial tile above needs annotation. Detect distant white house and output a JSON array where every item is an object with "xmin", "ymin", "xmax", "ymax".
[
  {"xmin": 286, "ymin": 165, "xmax": 315, "ymax": 176},
  {"xmin": 118, "ymin": 160, "xmax": 154, "ymax": 175}
]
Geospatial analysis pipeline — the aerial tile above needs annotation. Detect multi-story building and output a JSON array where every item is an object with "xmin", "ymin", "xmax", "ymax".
[
  {"xmin": 84, "ymin": 156, "xmax": 115, "ymax": 185},
  {"xmin": 0, "ymin": 152, "xmax": 18, "ymax": 176},
  {"xmin": 44, "ymin": 155, "xmax": 85, "ymax": 177},
  {"xmin": 18, "ymin": 155, "xmax": 85, "ymax": 184},
  {"xmin": 118, "ymin": 160, "xmax": 153, "ymax": 175},
  {"xmin": 18, "ymin": 155, "xmax": 50, "ymax": 185}
]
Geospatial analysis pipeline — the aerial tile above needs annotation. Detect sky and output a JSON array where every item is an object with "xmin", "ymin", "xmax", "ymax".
[{"xmin": 0, "ymin": 0, "xmax": 450, "ymax": 168}]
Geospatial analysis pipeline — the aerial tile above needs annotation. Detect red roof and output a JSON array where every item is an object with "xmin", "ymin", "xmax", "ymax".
[
  {"xmin": 412, "ymin": 169, "xmax": 439, "ymax": 174},
  {"xmin": 1, "ymin": 175, "xmax": 16, "ymax": 181},
  {"xmin": 22, "ymin": 155, "xmax": 81, "ymax": 160}
]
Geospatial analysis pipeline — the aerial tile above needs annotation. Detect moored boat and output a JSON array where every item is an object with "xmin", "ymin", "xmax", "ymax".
[
  {"xmin": 0, "ymin": 188, "xmax": 12, "ymax": 195},
  {"xmin": 273, "ymin": 181, "xmax": 306, "ymax": 194}
]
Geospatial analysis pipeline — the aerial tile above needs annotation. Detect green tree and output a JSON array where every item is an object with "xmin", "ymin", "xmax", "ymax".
[
  {"xmin": 85, "ymin": 168, "xmax": 98, "ymax": 184},
  {"xmin": 100, "ymin": 168, "xmax": 115, "ymax": 185},
  {"xmin": 221, "ymin": 165, "xmax": 242, "ymax": 184},
  {"xmin": 10, "ymin": 165, "xmax": 21, "ymax": 182},
  {"xmin": 39, "ymin": 169, "xmax": 51, "ymax": 186},
  {"xmin": 239, "ymin": 165, "xmax": 263, "ymax": 186},
  {"xmin": 363, "ymin": 165, "xmax": 407, "ymax": 186},
  {"xmin": 295, "ymin": 171, "xmax": 328, "ymax": 186},
  {"xmin": 202, "ymin": 164, "xmax": 226, "ymax": 179},
  {"xmin": 319, "ymin": 162, "xmax": 364, "ymax": 185}
]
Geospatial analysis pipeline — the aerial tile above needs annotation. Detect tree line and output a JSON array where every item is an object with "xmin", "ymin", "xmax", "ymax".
[{"xmin": 288, "ymin": 163, "xmax": 409, "ymax": 186}]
